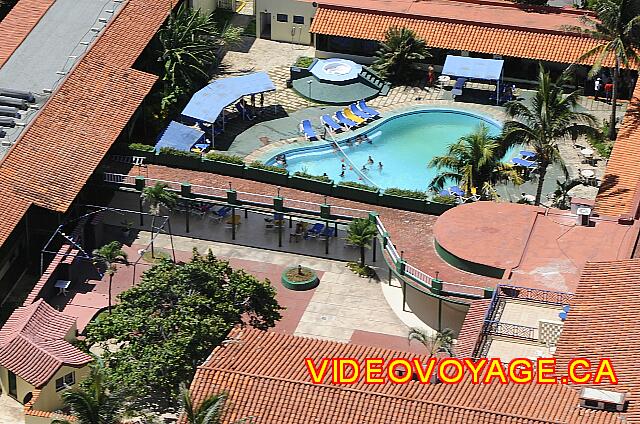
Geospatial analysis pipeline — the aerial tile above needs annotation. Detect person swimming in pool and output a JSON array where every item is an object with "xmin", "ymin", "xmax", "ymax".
[
  {"xmin": 364, "ymin": 134, "xmax": 372, "ymax": 144},
  {"xmin": 378, "ymin": 161, "xmax": 383, "ymax": 169},
  {"xmin": 340, "ymin": 170, "xmax": 345, "ymax": 178},
  {"xmin": 341, "ymin": 163, "xmax": 346, "ymax": 170},
  {"xmin": 367, "ymin": 156, "xmax": 374, "ymax": 165},
  {"xmin": 361, "ymin": 164, "xmax": 368, "ymax": 172}
]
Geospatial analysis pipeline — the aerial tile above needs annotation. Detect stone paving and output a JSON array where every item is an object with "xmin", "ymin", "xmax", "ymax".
[{"xmin": 0, "ymin": 395, "xmax": 24, "ymax": 424}]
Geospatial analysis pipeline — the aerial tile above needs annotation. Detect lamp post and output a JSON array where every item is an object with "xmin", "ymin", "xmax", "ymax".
[{"xmin": 307, "ymin": 80, "xmax": 312, "ymax": 106}]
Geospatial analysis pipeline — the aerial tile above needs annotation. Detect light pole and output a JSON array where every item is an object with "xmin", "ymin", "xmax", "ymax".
[{"xmin": 307, "ymin": 80, "xmax": 312, "ymax": 106}]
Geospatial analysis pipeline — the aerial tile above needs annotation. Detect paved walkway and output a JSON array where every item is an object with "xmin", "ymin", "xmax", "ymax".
[{"xmin": 0, "ymin": 395, "xmax": 24, "ymax": 424}]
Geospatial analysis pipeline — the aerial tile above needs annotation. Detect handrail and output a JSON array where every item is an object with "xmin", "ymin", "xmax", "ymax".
[
  {"xmin": 483, "ymin": 320, "xmax": 537, "ymax": 341},
  {"xmin": 325, "ymin": 131, "xmax": 378, "ymax": 188}
]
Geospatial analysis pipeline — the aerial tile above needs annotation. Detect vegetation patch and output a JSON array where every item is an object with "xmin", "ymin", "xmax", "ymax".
[
  {"xmin": 249, "ymin": 160, "xmax": 288, "ymax": 174},
  {"xmin": 205, "ymin": 151, "xmax": 245, "ymax": 164},
  {"xmin": 141, "ymin": 249, "xmax": 171, "ymax": 264},
  {"xmin": 293, "ymin": 171, "xmax": 332, "ymax": 183},
  {"xmin": 285, "ymin": 266, "xmax": 315, "ymax": 282},
  {"xmin": 384, "ymin": 187, "xmax": 429, "ymax": 200},
  {"xmin": 244, "ymin": 17, "xmax": 256, "ymax": 37},
  {"xmin": 587, "ymin": 121, "xmax": 613, "ymax": 158},
  {"xmin": 281, "ymin": 266, "xmax": 319, "ymax": 290},
  {"xmin": 347, "ymin": 262, "xmax": 375, "ymax": 278},
  {"xmin": 431, "ymin": 194, "xmax": 457, "ymax": 205},
  {"xmin": 159, "ymin": 147, "xmax": 200, "ymax": 158},
  {"xmin": 338, "ymin": 181, "xmax": 379, "ymax": 192},
  {"xmin": 295, "ymin": 56, "xmax": 314, "ymax": 68},
  {"xmin": 128, "ymin": 142, "xmax": 156, "ymax": 152}
]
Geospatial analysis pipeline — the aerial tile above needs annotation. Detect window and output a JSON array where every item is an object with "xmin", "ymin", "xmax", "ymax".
[
  {"xmin": 276, "ymin": 14, "xmax": 288, "ymax": 22},
  {"xmin": 293, "ymin": 15, "xmax": 304, "ymax": 24},
  {"xmin": 55, "ymin": 372, "xmax": 75, "ymax": 392}
]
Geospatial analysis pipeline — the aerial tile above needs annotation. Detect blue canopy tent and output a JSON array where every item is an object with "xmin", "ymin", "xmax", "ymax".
[
  {"xmin": 441, "ymin": 55, "xmax": 505, "ymax": 104},
  {"xmin": 155, "ymin": 121, "xmax": 206, "ymax": 153},
  {"xmin": 181, "ymin": 72, "xmax": 277, "ymax": 144}
]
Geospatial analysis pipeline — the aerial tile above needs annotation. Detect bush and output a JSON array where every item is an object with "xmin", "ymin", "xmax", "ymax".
[
  {"xmin": 159, "ymin": 147, "xmax": 199, "ymax": 158},
  {"xmin": 384, "ymin": 187, "xmax": 429, "ymax": 200},
  {"xmin": 293, "ymin": 171, "xmax": 332, "ymax": 183},
  {"xmin": 204, "ymin": 152, "xmax": 245, "ymax": 164},
  {"xmin": 295, "ymin": 56, "xmax": 314, "ymax": 68},
  {"xmin": 431, "ymin": 194, "xmax": 457, "ymax": 205},
  {"xmin": 338, "ymin": 181, "xmax": 378, "ymax": 192},
  {"xmin": 587, "ymin": 121, "xmax": 613, "ymax": 159},
  {"xmin": 129, "ymin": 143, "xmax": 155, "ymax": 152},
  {"xmin": 347, "ymin": 262, "xmax": 375, "ymax": 278},
  {"xmin": 249, "ymin": 160, "xmax": 288, "ymax": 174}
]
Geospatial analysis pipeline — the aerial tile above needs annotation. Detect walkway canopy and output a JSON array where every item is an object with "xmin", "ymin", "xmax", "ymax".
[
  {"xmin": 181, "ymin": 72, "xmax": 276, "ymax": 124},
  {"xmin": 155, "ymin": 121, "xmax": 205, "ymax": 152},
  {"xmin": 442, "ymin": 55, "xmax": 504, "ymax": 81}
]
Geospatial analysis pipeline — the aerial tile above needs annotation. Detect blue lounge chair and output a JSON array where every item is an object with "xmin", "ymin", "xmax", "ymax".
[
  {"xmin": 520, "ymin": 150, "xmax": 537, "ymax": 160},
  {"xmin": 449, "ymin": 186, "xmax": 464, "ymax": 197},
  {"xmin": 210, "ymin": 206, "xmax": 232, "ymax": 222},
  {"xmin": 349, "ymin": 103, "xmax": 372, "ymax": 120},
  {"xmin": 300, "ymin": 119, "xmax": 318, "ymax": 141},
  {"xmin": 357, "ymin": 100, "xmax": 380, "ymax": 118},
  {"xmin": 438, "ymin": 189, "xmax": 450, "ymax": 196},
  {"xmin": 235, "ymin": 103, "xmax": 255, "ymax": 121},
  {"xmin": 451, "ymin": 78, "xmax": 466, "ymax": 97},
  {"xmin": 512, "ymin": 157, "xmax": 537, "ymax": 169},
  {"xmin": 321, "ymin": 115, "xmax": 342, "ymax": 132},
  {"xmin": 559, "ymin": 311, "xmax": 568, "ymax": 321},
  {"xmin": 335, "ymin": 111, "xmax": 358, "ymax": 129},
  {"xmin": 305, "ymin": 223, "xmax": 325, "ymax": 238}
]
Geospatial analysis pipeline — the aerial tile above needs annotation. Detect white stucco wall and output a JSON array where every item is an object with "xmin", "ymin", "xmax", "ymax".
[
  {"xmin": 255, "ymin": 0, "xmax": 316, "ymax": 45},
  {"xmin": 189, "ymin": 0, "xmax": 218, "ymax": 15}
]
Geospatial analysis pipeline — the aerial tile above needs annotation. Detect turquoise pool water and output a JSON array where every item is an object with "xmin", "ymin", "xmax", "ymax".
[{"xmin": 265, "ymin": 109, "xmax": 508, "ymax": 191}]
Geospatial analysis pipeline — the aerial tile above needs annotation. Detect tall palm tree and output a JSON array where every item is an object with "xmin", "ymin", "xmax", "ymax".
[
  {"xmin": 408, "ymin": 327, "xmax": 455, "ymax": 359},
  {"xmin": 568, "ymin": 0, "xmax": 640, "ymax": 140},
  {"xmin": 92, "ymin": 241, "xmax": 128, "ymax": 314},
  {"xmin": 502, "ymin": 65, "xmax": 598, "ymax": 205},
  {"xmin": 429, "ymin": 124, "xmax": 523, "ymax": 199},
  {"xmin": 180, "ymin": 386, "xmax": 252, "ymax": 424},
  {"xmin": 374, "ymin": 27, "xmax": 431, "ymax": 84},
  {"xmin": 346, "ymin": 218, "xmax": 378, "ymax": 268},
  {"xmin": 141, "ymin": 182, "xmax": 177, "ymax": 257},
  {"xmin": 52, "ymin": 359, "xmax": 123, "ymax": 424},
  {"xmin": 157, "ymin": 3, "xmax": 243, "ymax": 117}
]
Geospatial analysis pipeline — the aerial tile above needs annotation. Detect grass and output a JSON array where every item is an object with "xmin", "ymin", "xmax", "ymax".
[
  {"xmin": 285, "ymin": 266, "xmax": 315, "ymax": 282},
  {"xmin": 295, "ymin": 56, "xmax": 314, "ymax": 68},
  {"xmin": 142, "ymin": 249, "xmax": 171, "ymax": 264}
]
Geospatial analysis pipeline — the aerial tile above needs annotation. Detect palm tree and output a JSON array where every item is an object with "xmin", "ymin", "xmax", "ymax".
[
  {"xmin": 52, "ymin": 359, "xmax": 123, "ymax": 424},
  {"xmin": 408, "ymin": 327, "xmax": 455, "ymax": 359},
  {"xmin": 374, "ymin": 27, "xmax": 431, "ymax": 84},
  {"xmin": 552, "ymin": 178, "xmax": 582, "ymax": 209},
  {"xmin": 92, "ymin": 241, "xmax": 128, "ymax": 314},
  {"xmin": 568, "ymin": 0, "xmax": 640, "ymax": 140},
  {"xmin": 141, "ymin": 182, "xmax": 177, "ymax": 257},
  {"xmin": 346, "ymin": 218, "xmax": 378, "ymax": 268},
  {"xmin": 180, "ymin": 386, "xmax": 252, "ymax": 424},
  {"xmin": 157, "ymin": 3, "xmax": 243, "ymax": 117},
  {"xmin": 502, "ymin": 65, "xmax": 598, "ymax": 205},
  {"xmin": 429, "ymin": 124, "xmax": 523, "ymax": 199}
]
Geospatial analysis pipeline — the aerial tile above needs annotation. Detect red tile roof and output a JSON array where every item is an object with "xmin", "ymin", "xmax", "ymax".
[
  {"xmin": 185, "ymin": 328, "xmax": 619, "ymax": 424},
  {"xmin": 453, "ymin": 299, "xmax": 490, "ymax": 358},
  {"xmin": 0, "ymin": 299, "xmax": 91, "ymax": 387},
  {"xmin": 0, "ymin": 0, "xmax": 55, "ymax": 68},
  {"xmin": 595, "ymin": 82, "xmax": 640, "ymax": 218},
  {"xmin": 310, "ymin": 6, "xmax": 608, "ymax": 66},
  {"xmin": 0, "ymin": 0, "xmax": 170, "ymax": 246},
  {"xmin": 555, "ymin": 258, "xmax": 640, "ymax": 423}
]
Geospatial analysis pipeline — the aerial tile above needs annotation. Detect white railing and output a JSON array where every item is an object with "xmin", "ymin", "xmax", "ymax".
[
  {"xmin": 405, "ymin": 263, "xmax": 432, "ymax": 287},
  {"xmin": 104, "ymin": 173, "xmax": 136, "ymax": 185},
  {"xmin": 375, "ymin": 215, "xmax": 387, "ymax": 235},
  {"xmin": 385, "ymin": 242, "xmax": 400, "ymax": 263}
]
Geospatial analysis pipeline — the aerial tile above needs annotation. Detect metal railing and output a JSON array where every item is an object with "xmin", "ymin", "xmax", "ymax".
[
  {"xmin": 483, "ymin": 321, "xmax": 537, "ymax": 341},
  {"xmin": 497, "ymin": 285, "xmax": 573, "ymax": 306}
]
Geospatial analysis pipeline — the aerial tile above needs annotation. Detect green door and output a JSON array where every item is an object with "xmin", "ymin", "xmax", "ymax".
[{"xmin": 7, "ymin": 370, "xmax": 17, "ymax": 398}]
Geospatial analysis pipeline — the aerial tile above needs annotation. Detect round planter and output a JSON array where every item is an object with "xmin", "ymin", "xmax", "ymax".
[{"xmin": 281, "ymin": 266, "xmax": 319, "ymax": 291}]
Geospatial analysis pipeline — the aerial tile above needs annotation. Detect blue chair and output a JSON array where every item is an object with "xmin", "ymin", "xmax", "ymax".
[
  {"xmin": 357, "ymin": 100, "xmax": 380, "ymax": 118},
  {"xmin": 321, "ymin": 115, "xmax": 342, "ymax": 132},
  {"xmin": 305, "ymin": 223, "xmax": 325, "ymax": 239},
  {"xmin": 210, "ymin": 206, "xmax": 232, "ymax": 222},
  {"xmin": 512, "ymin": 157, "xmax": 537, "ymax": 169},
  {"xmin": 452, "ymin": 77, "xmax": 466, "ymax": 97},
  {"xmin": 563, "ymin": 305, "xmax": 571, "ymax": 313},
  {"xmin": 300, "ymin": 119, "xmax": 318, "ymax": 141},
  {"xmin": 320, "ymin": 226, "xmax": 336, "ymax": 239},
  {"xmin": 559, "ymin": 311, "xmax": 568, "ymax": 321},
  {"xmin": 520, "ymin": 150, "xmax": 537, "ymax": 160},
  {"xmin": 349, "ymin": 103, "xmax": 372, "ymax": 120},
  {"xmin": 335, "ymin": 111, "xmax": 358, "ymax": 129},
  {"xmin": 449, "ymin": 186, "xmax": 464, "ymax": 197},
  {"xmin": 235, "ymin": 102, "xmax": 255, "ymax": 121}
]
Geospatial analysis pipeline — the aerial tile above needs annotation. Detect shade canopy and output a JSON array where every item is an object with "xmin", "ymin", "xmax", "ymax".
[
  {"xmin": 155, "ymin": 121, "xmax": 205, "ymax": 152},
  {"xmin": 181, "ymin": 72, "xmax": 276, "ymax": 123},
  {"xmin": 442, "ymin": 55, "xmax": 504, "ymax": 81}
]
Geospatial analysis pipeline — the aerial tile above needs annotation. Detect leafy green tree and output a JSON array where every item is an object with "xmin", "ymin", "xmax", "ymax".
[
  {"xmin": 374, "ymin": 27, "xmax": 431, "ymax": 83},
  {"xmin": 52, "ymin": 359, "xmax": 123, "ymax": 424},
  {"xmin": 346, "ymin": 218, "xmax": 378, "ymax": 268},
  {"xmin": 429, "ymin": 124, "xmax": 522, "ymax": 199},
  {"xmin": 157, "ymin": 3, "xmax": 243, "ymax": 117},
  {"xmin": 92, "ymin": 241, "xmax": 128, "ymax": 314},
  {"xmin": 568, "ymin": 0, "xmax": 640, "ymax": 140},
  {"xmin": 552, "ymin": 179, "xmax": 582, "ymax": 209},
  {"xmin": 141, "ymin": 182, "xmax": 178, "ymax": 257},
  {"xmin": 180, "ymin": 385, "xmax": 252, "ymax": 424},
  {"xmin": 84, "ymin": 250, "xmax": 282, "ymax": 400},
  {"xmin": 408, "ymin": 327, "xmax": 455, "ymax": 359},
  {"xmin": 502, "ymin": 65, "xmax": 598, "ymax": 205}
]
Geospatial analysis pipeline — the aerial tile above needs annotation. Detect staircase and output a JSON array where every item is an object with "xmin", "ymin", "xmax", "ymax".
[{"xmin": 359, "ymin": 66, "xmax": 392, "ymax": 96}]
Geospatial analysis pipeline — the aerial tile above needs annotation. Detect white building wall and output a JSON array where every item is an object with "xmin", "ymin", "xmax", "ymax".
[
  {"xmin": 255, "ymin": 0, "xmax": 316, "ymax": 45},
  {"xmin": 189, "ymin": 0, "xmax": 218, "ymax": 15}
]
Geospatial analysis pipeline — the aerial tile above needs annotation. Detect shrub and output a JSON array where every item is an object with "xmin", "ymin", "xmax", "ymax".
[
  {"xmin": 204, "ymin": 152, "xmax": 245, "ymax": 164},
  {"xmin": 587, "ymin": 121, "xmax": 613, "ymax": 158},
  {"xmin": 338, "ymin": 181, "xmax": 378, "ymax": 192},
  {"xmin": 293, "ymin": 171, "xmax": 332, "ymax": 183},
  {"xmin": 384, "ymin": 188, "xmax": 429, "ymax": 200},
  {"xmin": 295, "ymin": 56, "xmax": 314, "ymax": 68},
  {"xmin": 431, "ymin": 194, "xmax": 457, "ymax": 205},
  {"xmin": 249, "ymin": 160, "xmax": 288, "ymax": 174},
  {"xmin": 159, "ymin": 147, "xmax": 199, "ymax": 159},
  {"xmin": 129, "ymin": 143, "xmax": 155, "ymax": 152}
]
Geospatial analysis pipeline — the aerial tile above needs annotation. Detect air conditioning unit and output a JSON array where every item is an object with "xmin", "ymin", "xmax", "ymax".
[{"xmin": 579, "ymin": 388, "xmax": 626, "ymax": 412}]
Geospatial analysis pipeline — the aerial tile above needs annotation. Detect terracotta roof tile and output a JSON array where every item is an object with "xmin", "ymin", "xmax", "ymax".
[
  {"xmin": 454, "ymin": 299, "xmax": 490, "ymax": 358},
  {"xmin": 0, "ymin": 0, "xmax": 169, "ymax": 246},
  {"xmin": 0, "ymin": 299, "xmax": 91, "ymax": 387},
  {"xmin": 310, "ymin": 6, "xmax": 608, "ymax": 65}
]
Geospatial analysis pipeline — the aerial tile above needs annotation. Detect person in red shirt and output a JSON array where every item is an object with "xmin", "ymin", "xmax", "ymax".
[{"xmin": 604, "ymin": 83, "xmax": 614, "ymax": 103}]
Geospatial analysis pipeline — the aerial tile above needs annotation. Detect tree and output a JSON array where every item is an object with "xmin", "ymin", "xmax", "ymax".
[
  {"xmin": 141, "ymin": 182, "xmax": 178, "ymax": 257},
  {"xmin": 408, "ymin": 327, "xmax": 455, "ymax": 359},
  {"xmin": 374, "ymin": 27, "xmax": 431, "ymax": 84},
  {"xmin": 156, "ymin": 4, "xmax": 243, "ymax": 117},
  {"xmin": 429, "ymin": 124, "xmax": 523, "ymax": 199},
  {"xmin": 502, "ymin": 65, "xmax": 598, "ymax": 205},
  {"xmin": 568, "ymin": 0, "xmax": 640, "ymax": 140},
  {"xmin": 52, "ymin": 359, "xmax": 123, "ymax": 424},
  {"xmin": 346, "ymin": 218, "xmax": 378, "ymax": 268},
  {"xmin": 92, "ymin": 241, "xmax": 128, "ymax": 314},
  {"xmin": 179, "ymin": 386, "xmax": 252, "ymax": 424},
  {"xmin": 84, "ymin": 250, "xmax": 282, "ymax": 401},
  {"xmin": 552, "ymin": 178, "xmax": 582, "ymax": 209}
]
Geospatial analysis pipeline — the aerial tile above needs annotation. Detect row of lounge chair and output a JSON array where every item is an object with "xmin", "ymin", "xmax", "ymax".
[
  {"xmin": 300, "ymin": 100, "xmax": 380, "ymax": 141},
  {"xmin": 438, "ymin": 185, "xmax": 480, "ymax": 204},
  {"xmin": 511, "ymin": 150, "xmax": 538, "ymax": 170}
]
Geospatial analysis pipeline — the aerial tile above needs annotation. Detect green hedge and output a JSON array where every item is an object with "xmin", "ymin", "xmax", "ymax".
[
  {"xmin": 159, "ymin": 147, "xmax": 199, "ymax": 159},
  {"xmin": 205, "ymin": 152, "xmax": 245, "ymax": 164},
  {"xmin": 338, "ymin": 181, "xmax": 378, "ymax": 192},
  {"xmin": 249, "ymin": 161, "xmax": 287, "ymax": 174},
  {"xmin": 431, "ymin": 194, "xmax": 457, "ymax": 205},
  {"xmin": 384, "ymin": 188, "xmax": 429, "ymax": 200},
  {"xmin": 293, "ymin": 171, "xmax": 332, "ymax": 183},
  {"xmin": 129, "ymin": 143, "xmax": 155, "ymax": 152},
  {"xmin": 295, "ymin": 56, "xmax": 314, "ymax": 68}
]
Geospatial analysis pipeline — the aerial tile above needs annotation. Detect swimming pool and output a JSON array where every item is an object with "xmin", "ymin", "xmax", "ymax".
[{"xmin": 265, "ymin": 109, "xmax": 508, "ymax": 191}]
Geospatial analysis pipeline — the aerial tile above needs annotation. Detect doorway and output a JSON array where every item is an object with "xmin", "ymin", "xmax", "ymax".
[
  {"xmin": 260, "ymin": 12, "xmax": 271, "ymax": 39},
  {"xmin": 8, "ymin": 370, "xmax": 17, "ymax": 398}
]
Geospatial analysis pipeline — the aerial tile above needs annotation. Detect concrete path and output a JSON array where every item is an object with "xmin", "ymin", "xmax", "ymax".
[{"xmin": 0, "ymin": 395, "xmax": 24, "ymax": 424}]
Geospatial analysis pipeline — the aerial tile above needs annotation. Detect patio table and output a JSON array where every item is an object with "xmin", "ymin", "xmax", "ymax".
[{"xmin": 55, "ymin": 279, "xmax": 71, "ymax": 296}]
